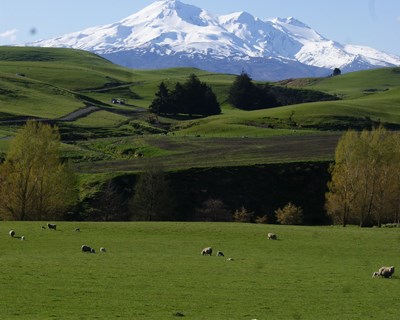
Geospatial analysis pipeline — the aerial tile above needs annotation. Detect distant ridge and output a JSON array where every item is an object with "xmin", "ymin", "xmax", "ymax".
[{"xmin": 31, "ymin": 0, "xmax": 400, "ymax": 80}]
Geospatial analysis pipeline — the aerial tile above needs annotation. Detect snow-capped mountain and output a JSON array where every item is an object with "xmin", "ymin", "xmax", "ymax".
[{"xmin": 31, "ymin": 0, "xmax": 400, "ymax": 80}]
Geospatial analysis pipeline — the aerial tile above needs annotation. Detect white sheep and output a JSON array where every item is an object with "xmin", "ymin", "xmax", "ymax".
[
  {"xmin": 9, "ymin": 230, "xmax": 15, "ymax": 237},
  {"xmin": 216, "ymin": 251, "xmax": 224, "ymax": 257},
  {"xmin": 227, "ymin": 258, "xmax": 234, "ymax": 261},
  {"xmin": 21, "ymin": 236, "xmax": 25, "ymax": 241},
  {"xmin": 201, "ymin": 247, "xmax": 212, "ymax": 256},
  {"xmin": 267, "ymin": 233, "xmax": 277, "ymax": 240},
  {"xmin": 379, "ymin": 266, "xmax": 395, "ymax": 278},
  {"xmin": 100, "ymin": 247, "xmax": 106, "ymax": 253}
]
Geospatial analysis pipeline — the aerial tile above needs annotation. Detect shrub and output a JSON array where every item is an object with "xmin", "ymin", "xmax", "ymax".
[
  {"xmin": 255, "ymin": 215, "xmax": 268, "ymax": 224},
  {"xmin": 275, "ymin": 202, "xmax": 303, "ymax": 225},
  {"xmin": 233, "ymin": 206, "xmax": 254, "ymax": 223}
]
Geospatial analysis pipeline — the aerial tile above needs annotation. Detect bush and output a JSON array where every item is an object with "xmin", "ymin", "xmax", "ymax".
[
  {"xmin": 275, "ymin": 202, "xmax": 303, "ymax": 225},
  {"xmin": 255, "ymin": 215, "xmax": 268, "ymax": 224},
  {"xmin": 233, "ymin": 206, "xmax": 254, "ymax": 223}
]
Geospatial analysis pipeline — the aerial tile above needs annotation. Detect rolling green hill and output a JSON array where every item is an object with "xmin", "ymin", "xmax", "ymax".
[{"xmin": 0, "ymin": 46, "xmax": 400, "ymax": 173}]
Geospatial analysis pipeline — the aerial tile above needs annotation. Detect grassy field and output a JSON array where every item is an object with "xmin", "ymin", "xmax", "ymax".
[{"xmin": 1, "ymin": 222, "xmax": 399, "ymax": 319}]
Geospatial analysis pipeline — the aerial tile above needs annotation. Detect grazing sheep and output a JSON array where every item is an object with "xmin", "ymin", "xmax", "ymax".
[
  {"xmin": 227, "ymin": 258, "xmax": 234, "ymax": 261},
  {"xmin": 379, "ymin": 266, "xmax": 395, "ymax": 278},
  {"xmin": 100, "ymin": 247, "xmax": 106, "ymax": 253},
  {"xmin": 216, "ymin": 251, "xmax": 224, "ymax": 257},
  {"xmin": 21, "ymin": 236, "xmax": 25, "ymax": 241},
  {"xmin": 9, "ymin": 230, "xmax": 15, "ymax": 237},
  {"xmin": 372, "ymin": 271, "xmax": 379, "ymax": 278},
  {"xmin": 74, "ymin": 228, "xmax": 80, "ymax": 232},
  {"xmin": 90, "ymin": 248, "xmax": 96, "ymax": 254},
  {"xmin": 47, "ymin": 223, "xmax": 57, "ymax": 230},
  {"xmin": 267, "ymin": 233, "xmax": 277, "ymax": 240},
  {"xmin": 81, "ymin": 245, "xmax": 92, "ymax": 253},
  {"xmin": 201, "ymin": 247, "xmax": 212, "ymax": 256}
]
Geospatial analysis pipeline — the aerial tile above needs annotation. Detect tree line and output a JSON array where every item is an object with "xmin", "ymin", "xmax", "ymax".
[
  {"xmin": 149, "ymin": 71, "xmax": 337, "ymax": 116},
  {"xmin": 228, "ymin": 71, "xmax": 338, "ymax": 110}
]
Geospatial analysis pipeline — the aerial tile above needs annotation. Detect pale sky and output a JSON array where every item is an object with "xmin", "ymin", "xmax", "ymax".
[{"xmin": 1, "ymin": 0, "xmax": 399, "ymax": 55}]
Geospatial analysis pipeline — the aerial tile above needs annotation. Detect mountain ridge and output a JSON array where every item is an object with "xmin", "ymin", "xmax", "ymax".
[{"xmin": 31, "ymin": 0, "xmax": 400, "ymax": 80}]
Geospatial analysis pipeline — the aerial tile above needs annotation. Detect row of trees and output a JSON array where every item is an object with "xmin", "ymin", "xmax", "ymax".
[
  {"xmin": 150, "ymin": 74, "xmax": 221, "ymax": 116},
  {"xmin": 228, "ymin": 71, "xmax": 337, "ymax": 111},
  {"xmin": 325, "ymin": 127, "xmax": 400, "ymax": 227}
]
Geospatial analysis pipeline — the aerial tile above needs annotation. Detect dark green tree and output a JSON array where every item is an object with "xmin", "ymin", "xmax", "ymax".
[
  {"xmin": 180, "ymin": 74, "xmax": 220, "ymax": 116},
  {"xmin": 332, "ymin": 68, "xmax": 341, "ymax": 76},
  {"xmin": 228, "ymin": 71, "xmax": 256, "ymax": 110},
  {"xmin": 149, "ymin": 81, "xmax": 174, "ymax": 115},
  {"xmin": 228, "ymin": 71, "xmax": 277, "ymax": 110}
]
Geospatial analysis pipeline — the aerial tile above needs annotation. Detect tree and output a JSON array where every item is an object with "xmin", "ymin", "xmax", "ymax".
[
  {"xmin": 228, "ymin": 71, "xmax": 278, "ymax": 110},
  {"xmin": 332, "ymin": 68, "xmax": 341, "ymax": 76},
  {"xmin": 228, "ymin": 71, "xmax": 257, "ymax": 110},
  {"xmin": 326, "ymin": 127, "xmax": 400, "ymax": 227},
  {"xmin": 194, "ymin": 198, "xmax": 232, "ymax": 222},
  {"xmin": 325, "ymin": 131, "xmax": 359, "ymax": 226},
  {"xmin": 275, "ymin": 202, "xmax": 303, "ymax": 225},
  {"xmin": 0, "ymin": 121, "xmax": 77, "ymax": 220},
  {"xmin": 149, "ymin": 81, "xmax": 174, "ymax": 115},
  {"xmin": 130, "ymin": 162, "xmax": 175, "ymax": 221},
  {"xmin": 91, "ymin": 180, "xmax": 129, "ymax": 221}
]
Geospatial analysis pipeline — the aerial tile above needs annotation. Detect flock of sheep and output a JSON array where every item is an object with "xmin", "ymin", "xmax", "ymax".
[
  {"xmin": 8, "ymin": 225, "xmax": 396, "ymax": 280},
  {"xmin": 8, "ymin": 223, "xmax": 107, "ymax": 254},
  {"xmin": 201, "ymin": 231, "xmax": 396, "ymax": 280}
]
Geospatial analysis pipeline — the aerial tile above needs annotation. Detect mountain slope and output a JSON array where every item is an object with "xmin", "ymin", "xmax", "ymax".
[{"xmin": 31, "ymin": 0, "xmax": 400, "ymax": 80}]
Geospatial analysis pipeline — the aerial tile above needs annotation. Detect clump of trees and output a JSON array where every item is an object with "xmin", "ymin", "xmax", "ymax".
[
  {"xmin": 228, "ymin": 71, "xmax": 337, "ymax": 111},
  {"xmin": 325, "ymin": 127, "xmax": 400, "ymax": 227},
  {"xmin": 228, "ymin": 71, "xmax": 278, "ymax": 110},
  {"xmin": 0, "ymin": 121, "xmax": 77, "ymax": 220},
  {"xmin": 150, "ymin": 74, "xmax": 221, "ymax": 116}
]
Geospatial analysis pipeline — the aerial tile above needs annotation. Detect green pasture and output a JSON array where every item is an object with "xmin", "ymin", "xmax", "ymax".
[
  {"xmin": 72, "ymin": 133, "xmax": 340, "ymax": 173},
  {"xmin": 1, "ymin": 222, "xmax": 399, "ymax": 319}
]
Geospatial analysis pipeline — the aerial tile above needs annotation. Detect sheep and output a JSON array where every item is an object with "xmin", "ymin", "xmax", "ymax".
[
  {"xmin": 47, "ymin": 223, "xmax": 57, "ymax": 230},
  {"xmin": 100, "ymin": 247, "xmax": 106, "ymax": 253},
  {"xmin": 378, "ymin": 266, "xmax": 395, "ymax": 278},
  {"xmin": 267, "ymin": 232, "xmax": 277, "ymax": 240},
  {"xmin": 90, "ymin": 248, "xmax": 96, "ymax": 254},
  {"xmin": 227, "ymin": 258, "xmax": 234, "ymax": 261},
  {"xmin": 81, "ymin": 245, "xmax": 93, "ymax": 253},
  {"xmin": 216, "ymin": 251, "xmax": 224, "ymax": 257},
  {"xmin": 9, "ymin": 230, "xmax": 15, "ymax": 237},
  {"xmin": 21, "ymin": 236, "xmax": 25, "ymax": 241},
  {"xmin": 74, "ymin": 228, "xmax": 80, "ymax": 232},
  {"xmin": 201, "ymin": 247, "xmax": 212, "ymax": 256}
]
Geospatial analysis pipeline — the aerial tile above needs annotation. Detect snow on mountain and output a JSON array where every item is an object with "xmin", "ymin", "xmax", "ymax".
[{"xmin": 31, "ymin": 0, "xmax": 400, "ymax": 80}]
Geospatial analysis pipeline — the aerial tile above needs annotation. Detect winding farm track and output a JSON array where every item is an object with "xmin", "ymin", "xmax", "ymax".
[{"xmin": 58, "ymin": 105, "xmax": 99, "ymax": 121}]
